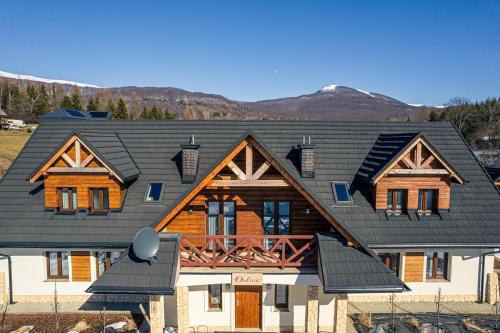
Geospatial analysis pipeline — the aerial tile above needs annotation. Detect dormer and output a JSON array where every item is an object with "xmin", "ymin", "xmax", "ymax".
[
  {"xmin": 357, "ymin": 133, "xmax": 463, "ymax": 215},
  {"xmin": 29, "ymin": 131, "xmax": 139, "ymax": 213}
]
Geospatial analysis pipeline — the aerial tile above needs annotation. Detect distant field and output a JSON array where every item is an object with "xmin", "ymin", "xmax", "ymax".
[{"xmin": 0, "ymin": 130, "xmax": 32, "ymax": 177}]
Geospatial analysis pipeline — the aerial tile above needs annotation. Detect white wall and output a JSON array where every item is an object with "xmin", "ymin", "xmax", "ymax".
[
  {"xmin": 262, "ymin": 285, "xmax": 307, "ymax": 329},
  {"xmin": 187, "ymin": 285, "xmax": 233, "ymax": 329},
  {"xmin": 0, "ymin": 248, "xmax": 122, "ymax": 298}
]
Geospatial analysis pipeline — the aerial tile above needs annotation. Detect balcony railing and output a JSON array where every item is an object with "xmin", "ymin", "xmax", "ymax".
[{"xmin": 179, "ymin": 234, "xmax": 317, "ymax": 269}]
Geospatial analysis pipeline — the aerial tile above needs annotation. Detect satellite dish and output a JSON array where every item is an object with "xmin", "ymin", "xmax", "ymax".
[{"xmin": 132, "ymin": 227, "xmax": 160, "ymax": 263}]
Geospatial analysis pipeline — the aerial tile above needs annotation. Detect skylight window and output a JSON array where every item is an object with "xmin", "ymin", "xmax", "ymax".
[
  {"xmin": 331, "ymin": 182, "xmax": 353, "ymax": 203},
  {"xmin": 145, "ymin": 182, "xmax": 164, "ymax": 202}
]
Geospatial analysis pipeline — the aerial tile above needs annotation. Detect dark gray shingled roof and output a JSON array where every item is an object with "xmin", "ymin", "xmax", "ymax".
[
  {"xmin": 317, "ymin": 233, "xmax": 407, "ymax": 293},
  {"xmin": 28, "ymin": 130, "xmax": 140, "ymax": 184},
  {"xmin": 86, "ymin": 233, "xmax": 179, "ymax": 295},
  {"xmin": 1, "ymin": 120, "xmax": 500, "ymax": 248},
  {"xmin": 356, "ymin": 132, "xmax": 419, "ymax": 183}
]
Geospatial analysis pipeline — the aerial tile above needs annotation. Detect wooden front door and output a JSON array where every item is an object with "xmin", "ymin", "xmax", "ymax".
[{"xmin": 235, "ymin": 286, "xmax": 261, "ymax": 328}]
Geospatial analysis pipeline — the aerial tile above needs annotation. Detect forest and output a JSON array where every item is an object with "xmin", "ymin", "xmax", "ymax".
[
  {"xmin": 0, "ymin": 79, "xmax": 176, "ymax": 121},
  {"xmin": 1, "ymin": 78, "xmax": 499, "ymax": 151}
]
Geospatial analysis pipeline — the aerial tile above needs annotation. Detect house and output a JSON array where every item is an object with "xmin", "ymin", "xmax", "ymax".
[
  {"xmin": 38, "ymin": 108, "xmax": 112, "ymax": 121},
  {"xmin": 0, "ymin": 106, "xmax": 7, "ymax": 129},
  {"xmin": 0, "ymin": 120, "xmax": 499, "ymax": 333},
  {"xmin": 485, "ymin": 166, "xmax": 500, "ymax": 189}
]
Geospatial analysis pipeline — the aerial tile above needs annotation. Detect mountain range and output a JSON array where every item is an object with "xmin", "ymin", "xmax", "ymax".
[{"xmin": 0, "ymin": 70, "xmax": 432, "ymax": 121}]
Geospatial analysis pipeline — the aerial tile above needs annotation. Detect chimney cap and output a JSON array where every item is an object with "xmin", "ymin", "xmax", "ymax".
[
  {"xmin": 298, "ymin": 136, "xmax": 314, "ymax": 148},
  {"xmin": 181, "ymin": 135, "xmax": 200, "ymax": 149}
]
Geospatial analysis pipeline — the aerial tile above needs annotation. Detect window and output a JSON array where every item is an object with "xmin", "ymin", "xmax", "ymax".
[
  {"xmin": 426, "ymin": 252, "xmax": 448, "ymax": 279},
  {"xmin": 418, "ymin": 190, "xmax": 437, "ymax": 214},
  {"xmin": 96, "ymin": 251, "xmax": 121, "ymax": 277},
  {"xmin": 275, "ymin": 284, "xmax": 289, "ymax": 310},
  {"xmin": 262, "ymin": 201, "xmax": 290, "ymax": 249},
  {"xmin": 58, "ymin": 188, "xmax": 77, "ymax": 211},
  {"xmin": 387, "ymin": 189, "xmax": 407, "ymax": 214},
  {"xmin": 90, "ymin": 188, "xmax": 109, "ymax": 212},
  {"xmin": 208, "ymin": 284, "xmax": 222, "ymax": 310},
  {"xmin": 378, "ymin": 253, "xmax": 400, "ymax": 276},
  {"xmin": 145, "ymin": 182, "xmax": 164, "ymax": 202},
  {"xmin": 207, "ymin": 201, "xmax": 236, "ymax": 249},
  {"xmin": 46, "ymin": 251, "xmax": 69, "ymax": 279},
  {"xmin": 331, "ymin": 182, "xmax": 352, "ymax": 203}
]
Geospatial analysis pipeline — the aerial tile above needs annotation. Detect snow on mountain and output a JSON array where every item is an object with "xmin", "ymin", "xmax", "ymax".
[
  {"xmin": 0, "ymin": 70, "xmax": 102, "ymax": 88},
  {"xmin": 320, "ymin": 84, "xmax": 377, "ymax": 98},
  {"xmin": 408, "ymin": 103, "xmax": 424, "ymax": 107},
  {"xmin": 320, "ymin": 84, "xmax": 338, "ymax": 92}
]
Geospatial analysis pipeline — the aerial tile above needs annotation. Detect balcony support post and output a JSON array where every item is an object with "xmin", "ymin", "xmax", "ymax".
[{"xmin": 306, "ymin": 285, "xmax": 319, "ymax": 333}]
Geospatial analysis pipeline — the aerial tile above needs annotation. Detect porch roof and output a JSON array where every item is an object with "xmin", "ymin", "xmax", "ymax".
[
  {"xmin": 86, "ymin": 233, "xmax": 180, "ymax": 295},
  {"xmin": 317, "ymin": 233, "xmax": 407, "ymax": 293}
]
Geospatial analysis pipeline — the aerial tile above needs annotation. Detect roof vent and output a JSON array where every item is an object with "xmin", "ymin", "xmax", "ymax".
[
  {"xmin": 181, "ymin": 135, "xmax": 200, "ymax": 184},
  {"xmin": 299, "ymin": 136, "xmax": 314, "ymax": 178}
]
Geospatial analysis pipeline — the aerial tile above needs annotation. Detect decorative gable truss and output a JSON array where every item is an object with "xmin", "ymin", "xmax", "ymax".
[
  {"xmin": 208, "ymin": 142, "xmax": 289, "ymax": 188},
  {"xmin": 29, "ymin": 134, "xmax": 124, "ymax": 183},
  {"xmin": 373, "ymin": 136, "xmax": 464, "ymax": 185}
]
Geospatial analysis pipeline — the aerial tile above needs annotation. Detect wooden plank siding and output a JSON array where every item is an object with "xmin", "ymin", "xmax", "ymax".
[
  {"xmin": 375, "ymin": 175, "xmax": 451, "ymax": 210},
  {"xmin": 71, "ymin": 251, "xmax": 91, "ymax": 282},
  {"xmin": 164, "ymin": 187, "xmax": 332, "ymax": 240},
  {"xmin": 404, "ymin": 252, "xmax": 425, "ymax": 282},
  {"xmin": 44, "ymin": 174, "xmax": 123, "ymax": 209}
]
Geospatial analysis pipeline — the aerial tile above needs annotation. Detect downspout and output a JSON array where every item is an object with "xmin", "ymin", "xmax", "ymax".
[
  {"xmin": 479, "ymin": 249, "xmax": 500, "ymax": 303},
  {"xmin": 0, "ymin": 254, "xmax": 13, "ymax": 304}
]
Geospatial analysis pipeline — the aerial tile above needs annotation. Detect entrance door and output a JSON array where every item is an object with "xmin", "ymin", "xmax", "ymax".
[{"xmin": 235, "ymin": 286, "xmax": 261, "ymax": 329}]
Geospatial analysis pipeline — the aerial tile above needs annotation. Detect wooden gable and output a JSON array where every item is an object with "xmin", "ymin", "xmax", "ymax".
[
  {"xmin": 29, "ymin": 134, "xmax": 123, "ymax": 183},
  {"xmin": 373, "ymin": 137, "xmax": 464, "ymax": 185},
  {"xmin": 154, "ymin": 135, "xmax": 359, "ymax": 247}
]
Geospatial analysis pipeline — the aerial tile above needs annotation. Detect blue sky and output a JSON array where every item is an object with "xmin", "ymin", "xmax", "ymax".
[{"xmin": 1, "ymin": 1, "xmax": 499, "ymax": 105}]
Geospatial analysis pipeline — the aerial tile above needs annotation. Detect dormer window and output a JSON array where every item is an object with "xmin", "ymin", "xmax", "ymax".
[
  {"xmin": 145, "ymin": 182, "xmax": 164, "ymax": 202},
  {"xmin": 418, "ymin": 189, "xmax": 437, "ymax": 215},
  {"xmin": 90, "ymin": 188, "xmax": 109, "ymax": 212},
  {"xmin": 58, "ymin": 188, "xmax": 77, "ymax": 212},
  {"xmin": 387, "ymin": 189, "xmax": 407, "ymax": 215},
  {"xmin": 331, "ymin": 182, "xmax": 353, "ymax": 203}
]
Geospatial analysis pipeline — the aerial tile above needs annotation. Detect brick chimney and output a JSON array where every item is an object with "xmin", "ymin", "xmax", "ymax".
[
  {"xmin": 299, "ymin": 136, "xmax": 314, "ymax": 178},
  {"xmin": 181, "ymin": 135, "xmax": 200, "ymax": 184}
]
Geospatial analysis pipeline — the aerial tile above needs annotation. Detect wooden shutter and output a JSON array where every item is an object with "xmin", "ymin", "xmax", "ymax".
[
  {"xmin": 404, "ymin": 252, "xmax": 424, "ymax": 282},
  {"xmin": 71, "ymin": 251, "xmax": 91, "ymax": 281}
]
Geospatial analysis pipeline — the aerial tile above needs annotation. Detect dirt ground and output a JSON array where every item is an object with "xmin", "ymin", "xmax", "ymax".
[
  {"xmin": 0, "ymin": 130, "xmax": 32, "ymax": 177},
  {"xmin": 0, "ymin": 312, "xmax": 144, "ymax": 333}
]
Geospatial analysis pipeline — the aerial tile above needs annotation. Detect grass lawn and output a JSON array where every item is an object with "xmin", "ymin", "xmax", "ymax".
[{"xmin": 0, "ymin": 130, "xmax": 32, "ymax": 177}]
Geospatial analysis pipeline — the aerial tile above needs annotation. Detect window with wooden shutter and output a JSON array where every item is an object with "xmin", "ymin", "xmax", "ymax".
[
  {"xmin": 403, "ymin": 252, "xmax": 425, "ymax": 282},
  {"xmin": 71, "ymin": 251, "xmax": 91, "ymax": 282}
]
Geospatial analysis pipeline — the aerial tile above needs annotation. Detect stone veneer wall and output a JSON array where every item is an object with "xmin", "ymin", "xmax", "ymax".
[
  {"xmin": 0, "ymin": 272, "xmax": 6, "ymax": 303},
  {"xmin": 486, "ymin": 272, "xmax": 499, "ymax": 304}
]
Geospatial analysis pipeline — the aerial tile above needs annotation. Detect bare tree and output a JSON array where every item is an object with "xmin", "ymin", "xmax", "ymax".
[
  {"xmin": 51, "ymin": 279, "xmax": 60, "ymax": 333},
  {"xmin": 434, "ymin": 287, "xmax": 443, "ymax": 331},
  {"xmin": 389, "ymin": 293, "xmax": 396, "ymax": 331}
]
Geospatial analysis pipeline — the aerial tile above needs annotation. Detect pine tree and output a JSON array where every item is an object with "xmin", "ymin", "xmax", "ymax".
[
  {"xmin": 70, "ymin": 86, "xmax": 82, "ymax": 110},
  {"xmin": 164, "ymin": 109, "xmax": 176, "ymax": 120},
  {"xmin": 114, "ymin": 98, "xmax": 129, "ymax": 119},
  {"xmin": 150, "ymin": 106, "xmax": 162, "ymax": 120},
  {"xmin": 106, "ymin": 98, "xmax": 116, "ymax": 114},
  {"xmin": 86, "ymin": 97, "xmax": 98, "ymax": 111},
  {"xmin": 35, "ymin": 85, "xmax": 50, "ymax": 115},
  {"xmin": 60, "ymin": 95, "xmax": 72, "ymax": 109},
  {"xmin": 139, "ymin": 106, "xmax": 151, "ymax": 119}
]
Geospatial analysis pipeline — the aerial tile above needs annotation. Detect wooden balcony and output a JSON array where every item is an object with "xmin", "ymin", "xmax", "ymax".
[{"xmin": 180, "ymin": 235, "xmax": 317, "ymax": 269}]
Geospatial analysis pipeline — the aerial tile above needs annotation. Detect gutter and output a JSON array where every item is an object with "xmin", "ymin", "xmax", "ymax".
[
  {"xmin": 369, "ymin": 244, "xmax": 500, "ymax": 249},
  {"xmin": 323, "ymin": 286, "xmax": 408, "ymax": 294},
  {"xmin": 479, "ymin": 249, "xmax": 500, "ymax": 302},
  {"xmin": 0, "ymin": 254, "xmax": 13, "ymax": 304}
]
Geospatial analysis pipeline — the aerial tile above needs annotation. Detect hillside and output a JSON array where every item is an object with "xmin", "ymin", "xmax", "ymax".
[{"xmin": 0, "ymin": 70, "xmax": 426, "ymax": 121}]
